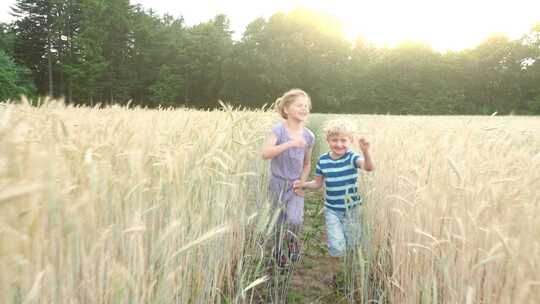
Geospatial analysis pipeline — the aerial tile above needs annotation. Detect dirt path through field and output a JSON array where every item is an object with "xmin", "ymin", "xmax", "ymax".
[{"xmin": 285, "ymin": 192, "xmax": 349, "ymax": 304}]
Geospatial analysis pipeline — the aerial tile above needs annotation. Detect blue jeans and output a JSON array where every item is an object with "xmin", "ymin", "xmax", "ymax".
[{"xmin": 324, "ymin": 205, "xmax": 362, "ymax": 257}]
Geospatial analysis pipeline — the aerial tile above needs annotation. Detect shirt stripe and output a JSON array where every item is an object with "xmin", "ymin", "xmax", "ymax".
[{"xmin": 316, "ymin": 151, "xmax": 363, "ymax": 210}]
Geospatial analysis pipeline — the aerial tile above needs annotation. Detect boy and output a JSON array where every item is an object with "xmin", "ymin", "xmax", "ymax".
[{"xmin": 293, "ymin": 118, "xmax": 374, "ymax": 279}]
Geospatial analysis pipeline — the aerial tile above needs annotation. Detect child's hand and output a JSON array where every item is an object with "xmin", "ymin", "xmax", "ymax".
[
  {"xmin": 292, "ymin": 180, "xmax": 305, "ymax": 196},
  {"xmin": 289, "ymin": 136, "xmax": 306, "ymax": 148},
  {"xmin": 357, "ymin": 137, "xmax": 370, "ymax": 152},
  {"xmin": 293, "ymin": 180, "xmax": 304, "ymax": 190}
]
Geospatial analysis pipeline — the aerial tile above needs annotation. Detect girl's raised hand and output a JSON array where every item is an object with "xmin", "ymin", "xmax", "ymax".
[{"xmin": 289, "ymin": 136, "xmax": 306, "ymax": 148}]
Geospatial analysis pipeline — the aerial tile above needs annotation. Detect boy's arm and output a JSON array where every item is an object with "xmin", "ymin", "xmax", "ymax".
[
  {"xmin": 292, "ymin": 175, "xmax": 323, "ymax": 195},
  {"xmin": 356, "ymin": 149, "xmax": 375, "ymax": 171},
  {"xmin": 303, "ymin": 175, "xmax": 324, "ymax": 189},
  {"xmin": 355, "ymin": 138, "xmax": 375, "ymax": 171}
]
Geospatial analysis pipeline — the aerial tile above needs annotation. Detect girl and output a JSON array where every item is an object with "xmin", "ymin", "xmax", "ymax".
[{"xmin": 262, "ymin": 88, "xmax": 315, "ymax": 267}]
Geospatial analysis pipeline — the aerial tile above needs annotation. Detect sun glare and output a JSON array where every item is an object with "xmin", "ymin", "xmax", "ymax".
[
  {"xmin": 284, "ymin": 0, "xmax": 540, "ymax": 51},
  {"xmin": 5, "ymin": 0, "xmax": 537, "ymax": 52}
]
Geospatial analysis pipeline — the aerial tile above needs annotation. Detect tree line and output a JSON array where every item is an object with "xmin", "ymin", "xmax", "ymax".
[{"xmin": 1, "ymin": 0, "xmax": 539, "ymax": 114}]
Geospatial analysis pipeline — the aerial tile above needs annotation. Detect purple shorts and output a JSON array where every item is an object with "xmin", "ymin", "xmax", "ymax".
[{"xmin": 269, "ymin": 176, "xmax": 304, "ymax": 231}]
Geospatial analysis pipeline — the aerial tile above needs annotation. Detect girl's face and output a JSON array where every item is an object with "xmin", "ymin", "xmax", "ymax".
[
  {"xmin": 327, "ymin": 133, "xmax": 352, "ymax": 158},
  {"xmin": 285, "ymin": 96, "xmax": 310, "ymax": 122}
]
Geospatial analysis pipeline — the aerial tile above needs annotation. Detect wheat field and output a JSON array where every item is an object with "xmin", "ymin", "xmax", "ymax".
[
  {"xmin": 345, "ymin": 114, "xmax": 540, "ymax": 303},
  {"xmin": 0, "ymin": 99, "xmax": 276, "ymax": 303},
  {"xmin": 1, "ymin": 100, "xmax": 539, "ymax": 303}
]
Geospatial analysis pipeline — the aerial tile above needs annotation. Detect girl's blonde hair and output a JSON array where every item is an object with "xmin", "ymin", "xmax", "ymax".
[
  {"xmin": 324, "ymin": 118, "xmax": 356, "ymax": 138},
  {"xmin": 275, "ymin": 89, "xmax": 311, "ymax": 119}
]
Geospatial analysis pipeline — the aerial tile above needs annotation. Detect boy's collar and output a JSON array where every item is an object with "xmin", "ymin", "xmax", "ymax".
[{"xmin": 328, "ymin": 150, "xmax": 349, "ymax": 160}]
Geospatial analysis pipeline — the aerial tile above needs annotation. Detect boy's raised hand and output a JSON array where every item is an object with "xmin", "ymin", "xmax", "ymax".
[{"xmin": 357, "ymin": 137, "xmax": 370, "ymax": 152}]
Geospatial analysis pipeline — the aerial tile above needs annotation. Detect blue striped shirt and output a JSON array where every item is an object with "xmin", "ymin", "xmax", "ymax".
[{"xmin": 316, "ymin": 151, "xmax": 363, "ymax": 211}]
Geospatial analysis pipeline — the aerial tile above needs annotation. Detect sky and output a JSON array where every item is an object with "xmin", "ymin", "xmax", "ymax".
[{"xmin": 1, "ymin": 0, "xmax": 540, "ymax": 52}]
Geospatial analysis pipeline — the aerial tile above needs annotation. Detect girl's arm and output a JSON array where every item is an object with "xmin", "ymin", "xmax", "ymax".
[
  {"xmin": 300, "ymin": 146, "xmax": 313, "ymax": 183},
  {"xmin": 293, "ymin": 146, "xmax": 314, "ymax": 197},
  {"xmin": 261, "ymin": 133, "xmax": 305, "ymax": 160}
]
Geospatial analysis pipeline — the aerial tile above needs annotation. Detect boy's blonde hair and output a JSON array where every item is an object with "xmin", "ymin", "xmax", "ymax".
[
  {"xmin": 324, "ymin": 118, "xmax": 356, "ymax": 138},
  {"xmin": 275, "ymin": 88, "xmax": 311, "ymax": 119}
]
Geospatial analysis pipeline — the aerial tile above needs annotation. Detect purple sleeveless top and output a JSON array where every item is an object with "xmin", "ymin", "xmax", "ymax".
[{"xmin": 270, "ymin": 122, "xmax": 315, "ymax": 181}]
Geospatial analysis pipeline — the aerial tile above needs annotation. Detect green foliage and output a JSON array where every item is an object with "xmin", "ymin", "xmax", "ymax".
[
  {"xmin": 223, "ymin": 9, "xmax": 351, "ymax": 111},
  {"xmin": 149, "ymin": 65, "xmax": 185, "ymax": 106},
  {"xmin": 3, "ymin": 2, "xmax": 540, "ymax": 114},
  {"xmin": 182, "ymin": 14, "xmax": 234, "ymax": 107},
  {"xmin": 0, "ymin": 23, "xmax": 15, "ymax": 56},
  {"xmin": 0, "ymin": 50, "xmax": 35, "ymax": 101}
]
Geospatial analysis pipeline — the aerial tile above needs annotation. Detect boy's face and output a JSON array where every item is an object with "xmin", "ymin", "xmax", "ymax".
[{"xmin": 327, "ymin": 133, "xmax": 352, "ymax": 157}]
